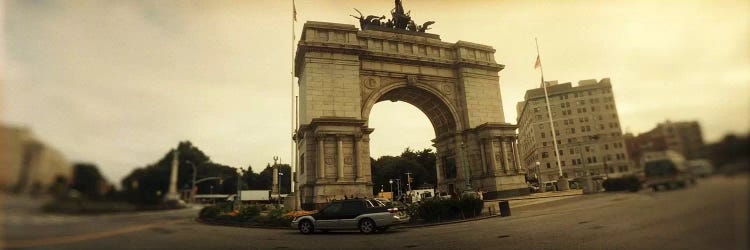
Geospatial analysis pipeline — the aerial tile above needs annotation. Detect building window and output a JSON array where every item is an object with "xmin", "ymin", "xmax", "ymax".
[
  {"xmin": 561, "ymin": 161, "xmax": 566, "ymax": 166},
  {"xmin": 541, "ymin": 132, "xmax": 546, "ymax": 138},
  {"xmin": 569, "ymin": 148, "xmax": 574, "ymax": 154},
  {"xmin": 542, "ymin": 152, "xmax": 549, "ymax": 158},
  {"xmin": 604, "ymin": 144, "xmax": 609, "ymax": 150},
  {"xmin": 559, "ymin": 150, "xmax": 564, "ymax": 156},
  {"xmin": 543, "ymin": 142, "xmax": 548, "ymax": 147},
  {"xmin": 571, "ymin": 159, "xmax": 577, "ymax": 165},
  {"xmin": 546, "ymin": 163, "xmax": 551, "ymax": 169},
  {"xmin": 534, "ymin": 107, "xmax": 539, "ymax": 112}
]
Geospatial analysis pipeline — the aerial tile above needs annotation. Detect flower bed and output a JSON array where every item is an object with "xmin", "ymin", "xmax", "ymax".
[{"xmin": 198, "ymin": 203, "xmax": 312, "ymax": 228}]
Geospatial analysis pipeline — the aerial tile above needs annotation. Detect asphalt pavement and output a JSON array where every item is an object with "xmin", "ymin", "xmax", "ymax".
[{"xmin": 2, "ymin": 175, "xmax": 747, "ymax": 249}]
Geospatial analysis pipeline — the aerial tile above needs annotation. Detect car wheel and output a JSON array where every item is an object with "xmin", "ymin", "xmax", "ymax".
[
  {"xmin": 298, "ymin": 220, "xmax": 314, "ymax": 234},
  {"xmin": 359, "ymin": 219, "xmax": 376, "ymax": 234}
]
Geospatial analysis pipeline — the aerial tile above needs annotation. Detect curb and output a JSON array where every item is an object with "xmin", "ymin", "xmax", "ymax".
[
  {"xmin": 486, "ymin": 193, "xmax": 583, "ymax": 202},
  {"xmin": 395, "ymin": 214, "xmax": 502, "ymax": 229},
  {"xmin": 196, "ymin": 218, "xmax": 292, "ymax": 230}
]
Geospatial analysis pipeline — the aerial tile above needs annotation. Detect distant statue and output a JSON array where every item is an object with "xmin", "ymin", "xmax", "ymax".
[
  {"xmin": 350, "ymin": 8, "xmax": 367, "ymax": 29},
  {"xmin": 351, "ymin": 0, "xmax": 434, "ymax": 33},
  {"xmin": 418, "ymin": 21, "xmax": 435, "ymax": 32},
  {"xmin": 365, "ymin": 15, "xmax": 386, "ymax": 26},
  {"xmin": 391, "ymin": 0, "xmax": 411, "ymax": 29},
  {"xmin": 407, "ymin": 20, "xmax": 417, "ymax": 31}
]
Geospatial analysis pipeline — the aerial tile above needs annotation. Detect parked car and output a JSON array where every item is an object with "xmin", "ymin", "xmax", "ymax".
[
  {"xmin": 290, "ymin": 199, "xmax": 409, "ymax": 234},
  {"xmin": 373, "ymin": 198, "xmax": 391, "ymax": 206}
]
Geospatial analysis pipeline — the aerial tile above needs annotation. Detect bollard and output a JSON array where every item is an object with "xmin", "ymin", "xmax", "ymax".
[{"xmin": 498, "ymin": 200, "xmax": 511, "ymax": 217}]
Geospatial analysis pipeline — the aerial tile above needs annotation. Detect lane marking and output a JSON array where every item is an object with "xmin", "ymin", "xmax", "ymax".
[{"xmin": 4, "ymin": 219, "xmax": 184, "ymax": 248}]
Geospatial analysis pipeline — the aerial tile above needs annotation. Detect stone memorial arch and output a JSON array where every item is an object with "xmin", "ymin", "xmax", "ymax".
[{"xmin": 293, "ymin": 19, "xmax": 528, "ymax": 209}]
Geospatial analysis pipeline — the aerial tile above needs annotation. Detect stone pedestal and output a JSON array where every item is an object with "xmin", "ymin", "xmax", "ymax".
[
  {"xmin": 295, "ymin": 118, "xmax": 373, "ymax": 210},
  {"xmin": 556, "ymin": 177, "xmax": 570, "ymax": 192}
]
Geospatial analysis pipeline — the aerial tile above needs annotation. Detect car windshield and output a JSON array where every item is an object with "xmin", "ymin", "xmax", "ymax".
[
  {"xmin": 644, "ymin": 160, "xmax": 678, "ymax": 177},
  {"xmin": 368, "ymin": 199, "xmax": 386, "ymax": 207}
]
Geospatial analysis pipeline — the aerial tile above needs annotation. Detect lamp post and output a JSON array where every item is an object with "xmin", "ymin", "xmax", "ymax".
[
  {"xmin": 186, "ymin": 160, "xmax": 198, "ymax": 204},
  {"xmin": 389, "ymin": 178, "xmax": 402, "ymax": 198},
  {"xmin": 235, "ymin": 167, "xmax": 243, "ymax": 209},
  {"xmin": 278, "ymin": 172, "xmax": 284, "ymax": 205},
  {"xmin": 535, "ymin": 161, "xmax": 544, "ymax": 192},
  {"xmin": 389, "ymin": 179, "xmax": 394, "ymax": 194}
]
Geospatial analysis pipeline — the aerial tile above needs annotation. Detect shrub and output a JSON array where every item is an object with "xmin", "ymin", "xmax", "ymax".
[
  {"xmin": 199, "ymin": 206, "xmax": 221, "ymax": 219},
  {"xmin": 238, "ymin": 205, "xmax": 261, "ymax": 221},
  {"xmin": 416, "ymin": 196, "xmax": 484, "ymax": 222},
  {"xmin": 603, "ymin": 176, "xmax": 642, "ymax": 192}
]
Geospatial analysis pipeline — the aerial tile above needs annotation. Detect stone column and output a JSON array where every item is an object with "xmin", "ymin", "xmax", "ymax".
[
  {"xmin": 489, "ymin": 138, "xmax": 499, "ymax": 173},
  {"xmin": 317, "ymin": 135, "xmax": 325, "ymax": 179},
  {"xmin": 512, "ymin": 138, "xmax": 522, "ymax": 173},
  {"xmin": 479, "ymin": 139, "xmax": 488, "ymax": 176},
  {"xmin": 435, "ymin": 151, "xmax": 442, "ymax": 184},
  {"xmin": 501, "ymin": 138, "xmax": 510, "ymax": 173},
  {"xmin": 336, "ymin": 134, "xmax": 344, "ymax": 181},
  {"xmin": 354, "ymin": 133, "xmax": 363, "ymax": 181}
]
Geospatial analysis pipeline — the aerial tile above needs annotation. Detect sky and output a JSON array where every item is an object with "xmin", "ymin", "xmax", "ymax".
[{"xmin": 3, "ymin": 0, "xmax": 749, "ymax": 184}]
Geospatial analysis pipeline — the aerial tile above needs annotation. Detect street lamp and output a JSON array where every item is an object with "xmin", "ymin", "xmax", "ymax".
[
  {"xmin": 389, "ymin": 178, "xmax": 402, "ymax": 198},
  {"xmin": 235, "ymin": 167, "xmax": 243, "ymax": 209},
  {"xmin": 278, "ymin": 172, "xmax": 284, "ymax": 205},
  {"xmin": 389, "ymin": 179, "xmax": 394, "ymax": 194},
  {"xmin": 535, "ymin": 161, "xmax": 544, "ymax": 192},
  {"xmin": 186, "ymin": 160, "xmax": 198, "ymax": 204}
]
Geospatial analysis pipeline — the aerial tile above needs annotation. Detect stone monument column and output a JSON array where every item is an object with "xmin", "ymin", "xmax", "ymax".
[
  {"xmin": 272, "ymin": 156, "xmax": 279, "ymax": 197},
  {"xmin": 317, "ymin": 135, "xmax": 325, "ymax": 179},
  {"xmin": 336, "ymin": 134, "xmax": 345, "ymax": 181},
  {"xmin": 165, "ymin": 149, "xmax": 181, "ymax": 202}
]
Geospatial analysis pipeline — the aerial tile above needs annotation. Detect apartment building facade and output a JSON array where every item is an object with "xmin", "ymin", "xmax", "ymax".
[
  {"xmin": 625, "ymin": 120, "xmax": 706, "ymax": 164},
  {"xmin": 517, "ymin": 78, "xmax": 631, "ymax": 187}
]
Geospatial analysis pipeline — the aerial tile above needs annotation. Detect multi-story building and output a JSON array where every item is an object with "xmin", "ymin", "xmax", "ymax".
[
  {"xmin": 625, "ymin": 120, "xmax": 706, "ymax": 165},
  {"xmin": 0, "ymin": 125, "xmax": 72, "ymax": 193},
  {"xmin": 517, "ymin": 78, "xmax": 631, "ymax": 187}
]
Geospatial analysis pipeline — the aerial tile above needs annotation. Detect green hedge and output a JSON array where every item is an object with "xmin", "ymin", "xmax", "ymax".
[
  {"xmin": 416, "ymin": 196, "xmax": 483, "ymax": 222},
  {"xmin": 602, "ymin": 176, "xmax": 641, "ymax": 192}
]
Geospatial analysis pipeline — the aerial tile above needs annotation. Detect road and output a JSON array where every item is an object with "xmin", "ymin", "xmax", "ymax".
[{"xmin": 2, "ymin": 175, "xmax": 747, "ymax": 249}]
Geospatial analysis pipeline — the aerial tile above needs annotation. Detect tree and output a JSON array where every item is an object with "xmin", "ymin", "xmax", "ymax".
[
  {"xmin": 120, "ymin": 141, "xmax": 238, "ymax": 205},
  {"xmin": 370, "ymin": 148, "xmax": 437, "ymax": 195},
  {"xmin": 71, "ymin": 163, "xmax": 107, "ymax": 199}
]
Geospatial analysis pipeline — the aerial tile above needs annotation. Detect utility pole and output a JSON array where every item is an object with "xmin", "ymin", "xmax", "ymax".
[
  {"xmin": 405, "ymin": 173, "xmax": 413, "ymax": 192},
  {"xmin": 186, "ymin": 160, "xmax": 197, "ymax": 204}
]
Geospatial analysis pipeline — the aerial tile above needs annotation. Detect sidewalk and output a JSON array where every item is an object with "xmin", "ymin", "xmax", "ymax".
[{"xmin": 484, "ymin": 189, "xmax": 583, "ymax": 210}]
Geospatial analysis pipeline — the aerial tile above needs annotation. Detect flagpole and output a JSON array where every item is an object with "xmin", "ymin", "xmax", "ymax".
[
  {"xmin": 535, "ymin": 38, "xmax": 564, "ymax": 180},
  {"xmin": 291, "ymin": 0, "xmax": 298, "ymax": 209}
]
